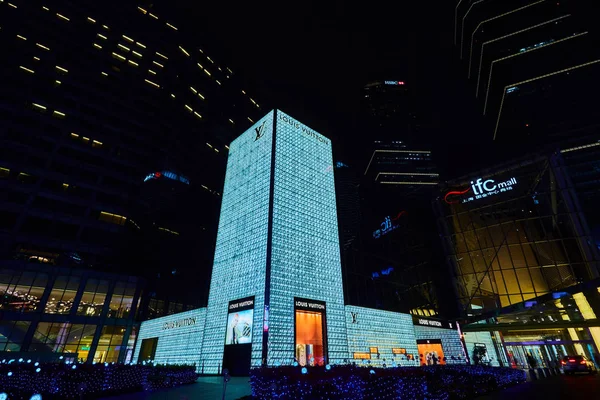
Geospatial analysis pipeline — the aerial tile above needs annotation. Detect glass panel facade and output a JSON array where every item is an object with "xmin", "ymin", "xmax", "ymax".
[
  {"xmin": 0, "ymin": 269, "xmax": 48, "ymax": 312},
  {"xmin": 30, "ymin": 322, "xmax": 72, "ymax": 352},
  {"xmin": 108, "ymin": 281, "xmax": 135, "ymax": 318},
  {"xmin": 345, "ymin": 306, "xmax": 419, "ymax": 367},
  {"xmin": 0, "ymin": 321, "xmax": 31, "ymax": 351},
  {"xmin": 201, "ymin": 112, "xmax": 273, "ymax": 373},
  {"xmin": 0, "ymin": 264, "xmax": 141, "ymax": 364},
  {"xmin": 438, "ymin": 157, "xmax": 598, "ymax": 316},
  {"xmin": 124, "ymin": 326, "xmax": 137, "ymax": 364},
  {"xmin": 63, "ymin": 324, "xmax": 97, "ymax": 362},
  {"xmin": 77, "ymin": 278, "xmax": 109, "ymax": 316},
  {"xmin": 95, "ymin": 325, "xmax": 126, "ymax": 363},
  {"xmin": 269, "ymin": 111, "xmax": 348, "ymax": 365},
  {"xmin": 30, "ymin": 322, "xmax": 96, "ymax": 360},
  {"xmin": 45, "ymin": 275, "xmax": 80, "ymax": 314},
  {"xmin": 201, "ymin": 110, "xmax": 348, "ymax": 372}
]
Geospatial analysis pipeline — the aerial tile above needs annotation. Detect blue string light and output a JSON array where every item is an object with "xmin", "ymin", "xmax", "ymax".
[
  {"xmin": 250, "ymin": 364, "xmax": 526, "ymax": 399},
  {"xmin": 0, "ymin": 363, "xmax": 197, "ymax": 399}
]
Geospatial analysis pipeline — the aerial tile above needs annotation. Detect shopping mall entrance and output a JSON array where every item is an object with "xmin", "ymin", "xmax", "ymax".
[
  {"xmin": 505, "ymin": 340, "xmax": 598, "ymax": 368},
  {"xmin": 502, "ymin": 332, "xmax": 599, "ymax": 369}
]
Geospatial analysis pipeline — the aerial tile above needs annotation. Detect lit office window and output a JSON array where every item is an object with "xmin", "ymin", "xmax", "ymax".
[{"xmin": 98, "ymin": 211, "xmax": 126, "ymax": 225}]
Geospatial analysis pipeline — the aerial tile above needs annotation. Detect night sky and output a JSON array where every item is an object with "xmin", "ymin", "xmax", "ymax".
[{"xmin": 153, "ymin": 0, "xmax": 487, "ymax": 179}]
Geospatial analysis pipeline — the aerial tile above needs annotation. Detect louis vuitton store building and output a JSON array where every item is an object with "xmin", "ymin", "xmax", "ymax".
[{"xmin": 132, "ymin": 111, "xmax": 467, "ymax": 375}]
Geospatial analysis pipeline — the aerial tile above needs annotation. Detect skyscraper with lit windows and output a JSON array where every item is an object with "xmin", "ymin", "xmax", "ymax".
[{"xmin": 0, "ymin": 0, "xmax": 264, "ymax": 312}]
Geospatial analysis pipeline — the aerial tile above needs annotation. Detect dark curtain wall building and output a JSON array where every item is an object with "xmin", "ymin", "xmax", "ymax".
[
  {"xmin": 454, "ymin": 0, "xmax": 600, "ymax": 157},
  {"xmin": 435, "ymin": 146, "xmax": 600, "ymax": 369},
  {"xmin": 436, "ymin": 152, "xmax": 600, "ymax": 318},
  {"xmin": 0, "ymin": 1, "xmax": 264, "ymax": 318},
  {"xmin": 338, "ymin": 80, "xmax": 448, "ymax": 316}
]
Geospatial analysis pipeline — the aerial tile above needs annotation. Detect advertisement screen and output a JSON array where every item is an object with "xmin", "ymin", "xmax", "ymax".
[
  {"xmin": 225, "ymin": 297, "xmax": 254, "ymax": 346},
  {"xmin": 417, "ymin": 339, "xmax": 446, "ymax": 366}
]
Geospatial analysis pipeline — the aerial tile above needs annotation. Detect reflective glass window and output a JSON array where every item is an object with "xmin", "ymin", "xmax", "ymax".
[
  {"xmin": 2, "ymin": 271, "xmax": 47, "ymax": 312},
  {"xmin": 108, "ymin": 281, "xmax": 135, "ymax": 318},
  {"xmin": 94, "ymin": 325, "xmax": 126, "ymax": 363},
  {"xmin": 77, "ymin": 279, "xmax": 109, "ymax": 316},
  {"xmin": 45, "ymin": 275, "xmax": 80, "ymax": 314},
  {"xmin": 0, "ymin": 321, "xmax": 31, "ymax": 351}
]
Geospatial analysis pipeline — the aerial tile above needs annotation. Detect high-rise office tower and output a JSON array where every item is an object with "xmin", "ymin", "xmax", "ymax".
[
  {"xmin": 201, "ymin": 110, "xmax": 348, "ymax": 374},
  {"xmin": 0, "ymin": 1, "xmax": 263, "ymax": 311},
  {"xmin": 346, "ymin": 80, "xmax": 442, "ymax": 316},
  {"xmin": 334, "ymin": 161, "xmax": 361, "ymax": 252},
  {"xmin": 455, "ymin": 0, "xmax": 600, "ymax": 151}
]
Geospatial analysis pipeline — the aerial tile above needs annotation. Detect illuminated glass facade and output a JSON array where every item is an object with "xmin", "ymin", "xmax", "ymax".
[
  {"xmin": 413, "ymin": 325, "xmax": 466, "ymax": 366},
  {"xmin": 0, "ymin": 261, "xmax": 142, "ymax": 363},
  {"xmin": 200, "ymin": 112, "xmax": 273, "ymax": 373},
  {"xmin": 345, "ymin": 306, "xmax": 419, "ymax": 367},
  {"xmin": 200, "ymin": 110, "xmax": 347, "ymax": 373},
  {"xmin": 132, "ymin": 308, "xmax": 206, "ymax": 367},
  {"xmin": 437, "ymin": 151, "xmax": 600, "ymax": 369},
  {"xmin": 437, "ymin": 153, "xmax": 600, "ymax": 317},
  {"xmin": 269, "ymin": 111, "xmax": 348, "ymax": 365}
]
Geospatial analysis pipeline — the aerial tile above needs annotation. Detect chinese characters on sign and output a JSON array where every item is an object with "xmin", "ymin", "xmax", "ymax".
[{"xmin": 444, "ymin": 177, "xmax": 517, "ymax": 204}]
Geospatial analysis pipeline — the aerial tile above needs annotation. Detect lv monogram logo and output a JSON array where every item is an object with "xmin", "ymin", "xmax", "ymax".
[{"xmin": 254, "ymin": 120, "xmax": 266, "ymax": 141}]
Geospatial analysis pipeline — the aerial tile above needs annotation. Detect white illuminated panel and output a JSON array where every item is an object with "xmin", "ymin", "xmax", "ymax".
[
  {"xmin": 268, "ymin": 111, "xmax": 348, "ymax": 365},
  {"xmin": 413, "ymin": 325, "xmax": 467, "ymax": 365},
  {"xmin": 133, "ymin": 308, "xmax": 206, "ymax": 369},
  {"xmin": 345, "ymin": 306, "xmax": 419, "ymax": 367},
  {"xmin": 200, "ymin": 111, "xmax": 274, "ymax": 373}
]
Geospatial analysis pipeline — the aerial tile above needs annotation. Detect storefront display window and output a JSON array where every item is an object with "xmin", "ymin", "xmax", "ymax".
[
  {"xmin": 295, "ymin": 298, "xmax": 327, "ymax": 367},
  {"xmin": 417, "ymin": 339, "xmax": 446, "ymax": 366}
]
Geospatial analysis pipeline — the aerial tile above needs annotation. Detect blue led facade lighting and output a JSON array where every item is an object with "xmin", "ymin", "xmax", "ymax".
[
  {"xmin": 346, "ymin": 306, "xmax": 419, "ymax": 367},
  {"xmin": 413, "ymin": 324, "xmax": 466, "ymax": 365},
  {"xmin": 132, "ymin": 308, "xmax": 206, "ymax": 367},
  {"xmin": 200, "ymin": 110, "xmax": 348, "ymax": 373}
]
